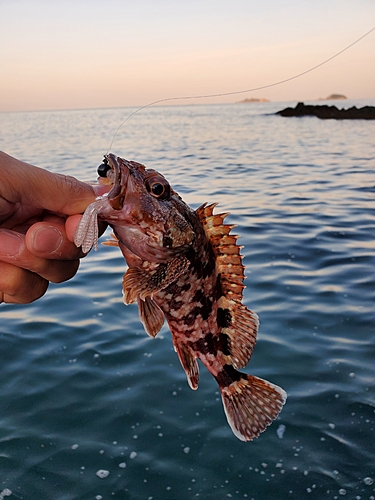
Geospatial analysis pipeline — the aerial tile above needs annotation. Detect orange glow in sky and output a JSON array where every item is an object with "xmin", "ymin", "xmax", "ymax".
[{"xmin": 1, "ymin": 0, "xmax": 374, "ymax": 112}]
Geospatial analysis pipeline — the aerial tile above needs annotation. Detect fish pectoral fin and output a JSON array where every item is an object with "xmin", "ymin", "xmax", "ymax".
[
  {"xmin": 138, "ymin": 296, "xmax": 165, "ymax": 338},
  {"xmin": 173, "ymin": 341, "xmax": 199, "ymax": 390},
  {"xmin": 122, "ymin": 256, "xmax": 190, "ymax": 304},
  {"xmin": 220, "ymin": 373, "xmax": 287, "ymax": 442},
  {"xmin": 224, "ymin": 304, "xmax": 259, "ymax": 369}
]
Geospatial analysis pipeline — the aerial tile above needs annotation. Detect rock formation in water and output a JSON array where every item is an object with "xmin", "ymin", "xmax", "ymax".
[
  {"xmin": 276, "ymin": 102, "xmax": 375, "ymax": 120},
  {"xmin": 320, "ymin": 94, "xmax": 347, "ymax": 100},
  {"xmin": 238, "ymin": 98, "xmax": 270, "ymax": 103}
]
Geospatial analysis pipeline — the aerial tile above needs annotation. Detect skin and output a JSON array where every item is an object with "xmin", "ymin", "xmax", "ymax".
[{"xmin": 0, "ymin": 151, "xmax": 108, "ymax": 304}]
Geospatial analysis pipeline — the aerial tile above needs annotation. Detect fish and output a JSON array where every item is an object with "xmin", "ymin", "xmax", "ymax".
[{"xmin": 74, "ymin": 153, "xmax": 286, "ymax": 441}]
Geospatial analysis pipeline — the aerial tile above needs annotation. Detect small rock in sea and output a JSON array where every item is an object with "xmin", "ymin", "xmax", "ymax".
[{"xmin": 276, "ymin": 102, "xmax": 375, "ymax": 120}]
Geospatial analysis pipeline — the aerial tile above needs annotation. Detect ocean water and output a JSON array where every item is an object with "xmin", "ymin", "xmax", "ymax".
[{"xmin": 0, "ymin": 100, "xmax": 374, "ymax": 500}]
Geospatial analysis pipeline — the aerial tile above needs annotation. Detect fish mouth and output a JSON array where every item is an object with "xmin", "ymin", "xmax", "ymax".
[{"xmin": 101, "ymin": 153, "xmax": 130, "ymax": 210}]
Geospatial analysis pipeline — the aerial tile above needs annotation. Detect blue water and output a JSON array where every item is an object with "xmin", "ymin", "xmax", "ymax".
[{"xmin": 0, "ymin": 101, "xmax": 374, "ymax": 499}]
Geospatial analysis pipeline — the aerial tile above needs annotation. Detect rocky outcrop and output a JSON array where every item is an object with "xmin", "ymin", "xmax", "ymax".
[
  {"xmin": 320, "ymin": 94, "xmax": 347, "ymax": 100},
  {"xmin": 238, "ymin": 98, "xmax": 270, "ymax": 103},
  {"xmin": 276, "ymin": 102, "xmax": 375, "ymax": 120}
]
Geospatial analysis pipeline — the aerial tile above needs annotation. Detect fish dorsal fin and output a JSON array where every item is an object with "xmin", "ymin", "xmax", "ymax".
[
  {"xmin": 196, "ymin": 203, "xmax": 245, "ymax": 302},
  {"xmin": 196, "ymin": 203, "xmax": 259, "ymax": 368}
]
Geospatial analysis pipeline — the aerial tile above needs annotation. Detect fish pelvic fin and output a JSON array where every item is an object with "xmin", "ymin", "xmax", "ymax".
[
  {"xmin": 138, "ymin": 296, "xmax": 165, "ymax": 338},
  {"xmin": 219, "ymin": 370, "xmax": 287, "ymax": 441}
]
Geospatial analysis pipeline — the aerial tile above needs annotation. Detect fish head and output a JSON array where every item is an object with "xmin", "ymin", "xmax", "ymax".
[{"xmin": 97, "ymin": 153, "xmax": 195, "ymax": 262}]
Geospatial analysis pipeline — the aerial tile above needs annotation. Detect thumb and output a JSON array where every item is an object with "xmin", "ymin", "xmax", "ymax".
[{"xmin": 0, "ymin": 151, "xmax": 96, "ymax": 215}]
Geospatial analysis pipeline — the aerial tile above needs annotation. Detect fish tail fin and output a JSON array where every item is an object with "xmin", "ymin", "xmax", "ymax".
[{"xmin": 219, "ymin": 372, "xmax": 287, "ymax": 441}]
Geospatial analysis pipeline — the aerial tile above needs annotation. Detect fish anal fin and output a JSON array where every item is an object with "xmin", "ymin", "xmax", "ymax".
[
  {"xmin": 220, "ymin": 373, "xmax": 287, "ymax": 441},
  {"xmin": 138, "ymin": 296, "xmax": 165, "ymax": 338},
  {"xmin": 173, "ymin": 340, "xmax": 199, "ymax": 390}
]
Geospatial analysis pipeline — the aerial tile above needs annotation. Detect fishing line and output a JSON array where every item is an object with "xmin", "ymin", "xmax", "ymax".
[{"xmin": 107, "ymin": 25, "xmax": 375, "ymax": 153}]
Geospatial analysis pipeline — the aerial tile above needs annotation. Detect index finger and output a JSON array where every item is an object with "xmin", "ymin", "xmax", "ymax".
[{"xmin": 0, "ymin": 151, "xmax": 96, "ymax": 215}]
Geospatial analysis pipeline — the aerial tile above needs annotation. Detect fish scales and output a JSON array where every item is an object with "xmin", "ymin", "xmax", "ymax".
[{"xmin": 74, "ymin": 153, "xmax": 286, "ymax": 441}]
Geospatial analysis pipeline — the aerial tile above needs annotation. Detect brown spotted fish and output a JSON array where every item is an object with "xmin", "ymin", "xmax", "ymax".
[{"xmin": 75, "ymin": 153, "xmax": 286, "ymax": 441}]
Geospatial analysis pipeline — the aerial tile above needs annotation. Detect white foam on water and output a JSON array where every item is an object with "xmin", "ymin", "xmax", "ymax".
[
  {"xmin": 96, "ymin": 469, "xmax": 110, "ymax": 479},
  {"xmin": 276, "ymin": 424, "xmax": 286, "ymax": 439}
]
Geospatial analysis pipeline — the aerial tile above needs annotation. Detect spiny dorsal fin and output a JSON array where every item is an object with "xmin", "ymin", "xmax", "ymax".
[
  {"xmin": 196, "ymin": 202, "xmax": 246, "ymax": 303},
  {"xmin": 196, "ymin": 203, "xmax": 259, "ymax": 369},
  {"xmin": 196, "ymin": 203, "xmax": 245, "ymax": 299}
]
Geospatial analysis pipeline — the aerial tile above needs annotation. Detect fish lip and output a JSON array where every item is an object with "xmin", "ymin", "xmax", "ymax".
[{"xmin": 105, "ymin": 153, "xmax": 128, "ymax": 210}]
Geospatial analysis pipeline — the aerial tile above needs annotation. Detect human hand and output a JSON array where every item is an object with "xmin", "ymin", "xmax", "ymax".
[{"xmin": 0, "ymin": 151, "xmax": 108, "ymax": 304}]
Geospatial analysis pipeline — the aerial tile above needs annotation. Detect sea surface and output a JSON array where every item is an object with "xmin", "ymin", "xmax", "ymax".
[{"xmin": 0, "ymin": 100, "xmax": 374, "ymax": 500}]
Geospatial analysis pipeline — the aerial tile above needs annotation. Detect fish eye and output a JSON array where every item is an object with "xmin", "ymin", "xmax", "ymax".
[
  {"xmin": 146, "ymin": 177, "xmax": 170, "ymax": 200},
  {"xmin": 151, "ymin": 182, "xmax": 165, "ymax": 196}
]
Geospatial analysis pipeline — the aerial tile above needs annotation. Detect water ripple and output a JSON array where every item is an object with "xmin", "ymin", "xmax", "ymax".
[{"xmin": 0, "ymin": 102, "xmax": 374, "ymax": 499}]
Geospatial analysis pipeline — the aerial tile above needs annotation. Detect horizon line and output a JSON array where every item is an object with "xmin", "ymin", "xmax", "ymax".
[{"xmin": 1, "ymin": 95, "xmax": 375, "ymax": 115}]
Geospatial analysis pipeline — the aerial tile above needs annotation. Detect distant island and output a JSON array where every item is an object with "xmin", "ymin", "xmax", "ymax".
[
  {"xmin": 276, "ymin": 102, "xmax": 375, "ymax": 120},
  {"xmin": 319, "ymin": 94, "xmax": 347, "ymax": 100},
  {"xmin": 237, "ymin": 98, "xmax": 270, "ymax": 103}
]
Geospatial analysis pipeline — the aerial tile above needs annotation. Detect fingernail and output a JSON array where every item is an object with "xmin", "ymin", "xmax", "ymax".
[
  {"xmin": 0, "ymin": 229, "xmax": 25, "ymax": 257},
  {"xmin": 31, "ymin": 226, "xmax": 63, "ymax": 254}
]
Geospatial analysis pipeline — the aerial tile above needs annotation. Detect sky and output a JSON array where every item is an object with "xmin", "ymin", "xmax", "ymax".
[{"xmin": 0, "ymin": 0, "xmax": 374, "ymax": 112}]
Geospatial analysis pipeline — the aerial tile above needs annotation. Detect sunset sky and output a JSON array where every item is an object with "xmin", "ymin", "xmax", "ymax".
[{"xmin": 1, "ymin": 0, "xmax": 374, "ymax": 112}]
